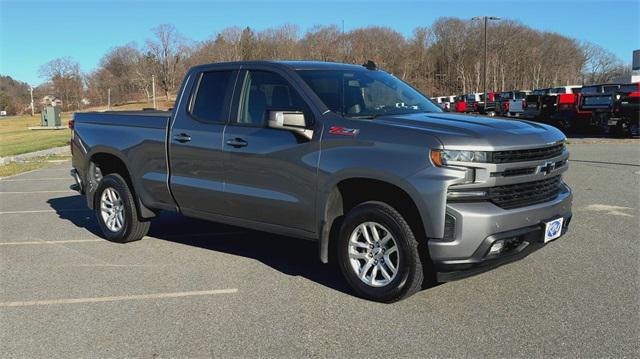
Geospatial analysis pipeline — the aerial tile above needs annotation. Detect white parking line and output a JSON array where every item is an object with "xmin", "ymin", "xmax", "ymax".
[
  {"xmin": 0, "ymin": 239, "xmax": 103, "ymax": 246},
  {"xmin": 0, "ymin": 209, "xmax": 90, "ymax": 215},
  {"xmin": 0, "ymin": 167, "xmax": 68, "ymax": 180},
  {"xmin": 0, "ymin": 232, "xmax": 247, "ymax": 245},
  {"xmin": 0, "ymin": 178, "xmax": 69, "ymax": 182},
  {"xmin": 0, "ymin": 289, "xmax": 238, "ymax": 307},
  {"xmin": 0, "ymin": 190, "xmax": 75, "ymax": 194}
]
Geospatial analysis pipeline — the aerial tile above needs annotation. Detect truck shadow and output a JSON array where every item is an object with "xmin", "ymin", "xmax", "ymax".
[{"xmin": 47, "ymin": 195, "xmax": 351, "ymax": 295}]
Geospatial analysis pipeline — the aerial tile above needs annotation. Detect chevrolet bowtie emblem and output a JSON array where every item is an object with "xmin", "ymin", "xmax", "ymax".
[{"xmin": 539, "ymin": 161, "xmax": 555, "ymax": 175}]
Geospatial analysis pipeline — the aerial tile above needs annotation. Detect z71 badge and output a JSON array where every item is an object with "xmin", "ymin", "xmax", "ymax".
[{"xmin": 329, "ymin": 126, "xmax": 360, "ymax": 136}]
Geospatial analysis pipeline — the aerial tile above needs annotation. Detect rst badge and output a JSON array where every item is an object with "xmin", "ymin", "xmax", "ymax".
[{"xmin": 329, "ymin": 126, "xmax": 360, "ymax": 136}]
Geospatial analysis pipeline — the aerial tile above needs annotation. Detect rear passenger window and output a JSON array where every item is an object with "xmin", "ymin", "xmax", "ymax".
[{"xmin": 190, "ymin": 71, "xmax": 234, "ymax": 123}]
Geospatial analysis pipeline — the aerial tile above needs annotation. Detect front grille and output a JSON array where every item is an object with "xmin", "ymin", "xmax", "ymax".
[
  {"xmin": 488, "ymin": 175, "xmax": 563, "ymax": 209},
  {"xmin": 492, "ymin": 143, "xmax": 565, "ymax": 163},
  {"xmin": 501, "ymin": 167, "xmax": 536, "ymax": 177},
  {"xmin": 491, "ymin": 159, "xmax": 567, "ymax": 178}
]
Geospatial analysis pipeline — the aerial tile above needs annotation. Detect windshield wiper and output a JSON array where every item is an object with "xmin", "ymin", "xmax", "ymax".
[
  {"xmin": 346, "ymin": 114, "xmax": 381, "ymax": 119},
  {"xmin": 346, "ymin": 110, "xmax": 434, "ymax": 120}
]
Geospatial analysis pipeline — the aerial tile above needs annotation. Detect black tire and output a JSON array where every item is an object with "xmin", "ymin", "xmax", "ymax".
[
  {"xmin": 613, "ymin": 121, "xmax": 630, "ymax": 138},
  {"xmin": 94, "ymin": 173, "xmax": 150, "ymax": 243},
  {"xmin": 337, "ymin": 201, "xmax": 424, "ymax": 303}
]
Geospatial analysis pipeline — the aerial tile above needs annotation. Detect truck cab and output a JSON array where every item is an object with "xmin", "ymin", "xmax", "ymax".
[
  {"xmin": 497, "ymin": 91, "xmax": 527, "ymax": 117},
  {"xmin": 578, "ymin": 84, "xmax": 626, "ymax": 133},
  {"xmin": 465, "ymin": 93, "xmax": 482, "ymax": 113},
  {"xmin": 610, "ymin": 82, "xmax": 640, "ymax": 136},
  {"xmin": 507, "ymin": 90, "xmax": 531, "ymax": 117},
  {"xmin": 478, "ymin": 92, "xmax": 500, "ymax": 116},
  {"xmin": 522, "ymin": 88, "xmax": 551, "ymax": 119},
  {"xmin": 454, "ymin": 95, "xmax": 467, "ymax": 113},
  {"xmin": 434, "ymin": 96, "xmax": 451, "ymax": 112},
  {"xmin": 537, "ymin": 86, "xmax": 582, "ymax": 126}
]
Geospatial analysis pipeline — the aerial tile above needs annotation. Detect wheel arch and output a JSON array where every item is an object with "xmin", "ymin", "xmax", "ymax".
[
  {"xmin": 87, "ymin": 149, "xmax": 156, "ymax": 219},
  {"xmin": 318, "ymin": 175, "xmax": 428, "ymax": 264}
]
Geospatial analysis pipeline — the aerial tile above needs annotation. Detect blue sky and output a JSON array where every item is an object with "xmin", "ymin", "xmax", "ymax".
[{"xmin": 1, "ymin": 0, "xmax": 638, "ymax": 85}]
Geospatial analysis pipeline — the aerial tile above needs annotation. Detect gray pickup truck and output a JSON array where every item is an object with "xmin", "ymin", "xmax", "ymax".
[{"xmin": 70, "ymin": 61, "xmax": 572, "ymax": 302}]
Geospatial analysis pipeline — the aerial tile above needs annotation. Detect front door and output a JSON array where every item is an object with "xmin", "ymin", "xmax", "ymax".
[{"xmin": 222, "ymin": 69, "xmax": 319, "ymax": 232}]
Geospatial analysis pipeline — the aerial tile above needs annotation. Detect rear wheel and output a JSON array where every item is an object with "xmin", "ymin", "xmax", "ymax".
[
  {"xmin": 95, "ymin": 174, "xmax": 150, "ymax": 243},
  {"xmin": 337, "ymin": 201, "xmax": 424, "ymax": 302},
  {"xmin": 613, "ymin": 120, "xmax": 631, "ymax": 138}
]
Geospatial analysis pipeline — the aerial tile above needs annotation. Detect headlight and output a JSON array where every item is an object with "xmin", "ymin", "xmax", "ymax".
[{"xmin": 431, "ymin": 149, "xmax": 489, "ymax": 166}]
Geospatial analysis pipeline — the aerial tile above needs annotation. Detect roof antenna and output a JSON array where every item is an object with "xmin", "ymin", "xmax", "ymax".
[{"xmin": 362, "ymin": 60, "xmax": 377, "ymax": 70}]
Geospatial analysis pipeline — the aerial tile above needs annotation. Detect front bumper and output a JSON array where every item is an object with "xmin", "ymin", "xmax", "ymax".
[{"xmin": 429, "ymin": 184, "xmax": 572, "ymax": 281}]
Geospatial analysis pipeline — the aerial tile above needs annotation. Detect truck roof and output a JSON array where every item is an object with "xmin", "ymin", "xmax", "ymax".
[{"xmin": 189, "ymin": 60, "xmax": 372, "ymax": 72}]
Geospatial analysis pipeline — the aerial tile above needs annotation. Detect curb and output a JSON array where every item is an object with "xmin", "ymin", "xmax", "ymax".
[{"xmin": 0, "ymin": 146, "xmax": 70, "ymax": 166}]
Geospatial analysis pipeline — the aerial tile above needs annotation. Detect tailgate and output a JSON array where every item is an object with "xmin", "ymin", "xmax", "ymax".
[{"xmin": 581, "ymin": 94, "xmax": 613, "ymax": 109}]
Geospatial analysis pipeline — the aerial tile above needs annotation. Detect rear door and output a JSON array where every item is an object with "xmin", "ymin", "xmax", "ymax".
[
  {"xmin": 169, "ymin": 68, "xmax": 239, "ymax": 215},
  {"xmin": 222, "ymin": 67, "xmax": 320, "ymax": 232}
]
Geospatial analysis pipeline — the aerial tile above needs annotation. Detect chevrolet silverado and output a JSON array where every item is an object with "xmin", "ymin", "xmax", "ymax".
[{"xmin": 70, "ymin": 61, "xmax": 573, "ymax": 302}]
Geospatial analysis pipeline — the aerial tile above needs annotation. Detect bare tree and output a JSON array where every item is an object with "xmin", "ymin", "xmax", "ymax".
[
  {"xmin": 38, "ymin": 57, "xmax": 84, "ymax": 110},
  {"xmin": 145, "ymin": 24, "xmax": 186, "ymax": 100},
  {"xmin": 77, "ymin": 17, "xmax": 628, "ymax": 107}
]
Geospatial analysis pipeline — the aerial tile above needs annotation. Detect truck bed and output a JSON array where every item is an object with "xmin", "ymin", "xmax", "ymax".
[{"xmin": 72, "ymin": 109, "xmax": 174, "ymax": 211}]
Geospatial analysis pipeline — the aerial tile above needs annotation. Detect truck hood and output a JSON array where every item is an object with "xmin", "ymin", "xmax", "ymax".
[{"xmin": 374, "ymin": 112, "xmax": 565, "ymax": 150}]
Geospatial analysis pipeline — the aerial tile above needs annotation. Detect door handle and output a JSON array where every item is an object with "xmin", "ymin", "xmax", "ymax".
[
  {"xmin": 173, "ymin": 133, "xmax": 192, "ymax": 143},
  {"xmin": 226, "ymin": 138, "xmax": 248, "ymax": 148}
]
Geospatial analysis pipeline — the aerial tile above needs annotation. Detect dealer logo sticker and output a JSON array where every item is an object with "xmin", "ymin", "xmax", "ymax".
[{"xmin": 544, "ymin": 217, "xmax": 564, "ymax": 243}]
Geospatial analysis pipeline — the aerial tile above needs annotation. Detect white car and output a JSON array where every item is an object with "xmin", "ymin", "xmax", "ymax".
[{"xmin": 434, "ymin": 96, "xmax": 452, "ymax": 111}]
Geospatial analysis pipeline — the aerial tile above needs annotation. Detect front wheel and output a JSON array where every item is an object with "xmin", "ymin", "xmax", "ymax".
[
  {"xmin": 95, "ymin": 173, "xmax": 150, "ymax": 243},
  {"xmin": 337, "ymin": 202, "xmax": 425, "ymax": 302},
  {"xmin": 613, "ymin": 120, "xmax": 631, "ymax": 138}
]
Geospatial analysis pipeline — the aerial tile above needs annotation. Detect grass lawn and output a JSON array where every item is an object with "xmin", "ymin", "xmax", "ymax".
[
  {"xmin": 0, "ymin": 101, "xmax": 174, "ymax": 158},
  {"xmin": 0, "ymin": 114, "xmax": 72, "ymax": 157},
  {"xmin": 0, "ymin": 154, "xmax": 71, "ymax": 178}
]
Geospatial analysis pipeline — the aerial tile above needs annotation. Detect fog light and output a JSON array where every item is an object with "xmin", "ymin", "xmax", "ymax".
[
  {"xmin": 447, "ymin": 190, "xmax": 487, "ymax": 199},
  {"xmin": 488, "ymin": 240, "xmax": 505, "ymax": 255},
  {"xmin": 443, "ymin": 213, "xmax": 456, "ymax": 241}
]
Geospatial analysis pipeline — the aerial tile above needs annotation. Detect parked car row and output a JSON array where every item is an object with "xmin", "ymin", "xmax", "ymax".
[{"xmin": 431, "ymin": 82, "xmax": 639, "ymax": 137}]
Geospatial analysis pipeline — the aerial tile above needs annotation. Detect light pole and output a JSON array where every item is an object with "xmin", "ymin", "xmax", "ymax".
[
  {"xmin": 152, "ymin": 75, "xmax": 157, "ymax": 109},
  {"xmin": 29, "ymin": 87, "xmax": 35, "ymax": 116},
  {"xmin": 472, "ymin": 16, "xmax": 500, "ymax": 105}
]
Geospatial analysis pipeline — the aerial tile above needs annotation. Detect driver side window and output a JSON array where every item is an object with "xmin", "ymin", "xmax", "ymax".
[{"xmin": 236, "ymin": 71, "xmax": 306, "ymax": 126}]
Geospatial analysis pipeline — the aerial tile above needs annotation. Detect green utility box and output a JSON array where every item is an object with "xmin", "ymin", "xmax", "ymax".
[{"xmin": 41, "ymin": 106, "xmax": 61, "ymax": 127}]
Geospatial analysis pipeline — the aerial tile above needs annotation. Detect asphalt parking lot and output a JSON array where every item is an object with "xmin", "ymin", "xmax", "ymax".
[{"xmin": 1, "ymin": 142, "xmax": 638, "ymax": 358}]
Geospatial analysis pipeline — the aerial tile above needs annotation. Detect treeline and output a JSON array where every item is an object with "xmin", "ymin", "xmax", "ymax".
[
  {"xmin": 0, "ymin": 75, "xmax": 31, "ymax": 114},
  {"xmin": 1, "ymin": 17, "xmax": 631, "ymax": 114}
]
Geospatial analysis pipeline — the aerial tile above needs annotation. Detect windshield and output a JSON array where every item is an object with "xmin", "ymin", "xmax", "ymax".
[
  {"xmin": 603, "ymin": 85, "xmax": 620, "ymax": 93},
  {"xmin": 582, "ymin": 86, "xmax": 601, "ymax": 94},
  {"xmin": 296, "ymin": 69, "xmax": 441, "ymax": 118},
  {"xmin": 620, "ymin": 83, "xmax": 639, "ymax": 93}
]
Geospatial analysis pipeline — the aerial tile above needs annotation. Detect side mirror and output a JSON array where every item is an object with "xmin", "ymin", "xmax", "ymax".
[
  {"xmin": 268, "ymin": 110, "xmax": 313, "ymax": 140},
  {"xmin": 268, "ymin": 110, "xmax": 307, "ymax": 129}
]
